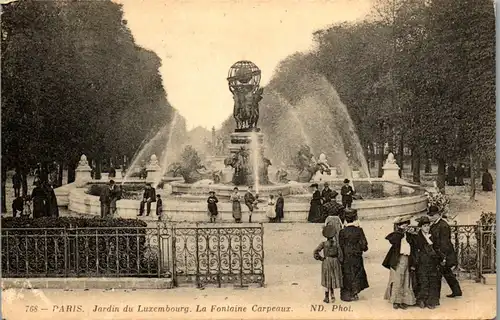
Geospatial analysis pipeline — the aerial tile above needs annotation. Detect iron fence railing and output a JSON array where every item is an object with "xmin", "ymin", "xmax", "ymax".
[
  {"xmin": 394, "ymin": 222, "xmax": 496, "ymax": 281},
  {"xmin": 1, "ymin": 223, "xmax": 265, "ymax": 287}
]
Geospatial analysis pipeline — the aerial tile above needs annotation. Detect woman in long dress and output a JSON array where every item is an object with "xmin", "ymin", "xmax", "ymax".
[
  {"xmin": 339, "ymin": 209, "xmax": 369, "ymax": 302},
  {"xmin": 414, "ymin": 216, "xmax": 442, "ymax": 309},
  {"xmin": 230, "ymin": 187, "xmax": 242, "ymax": 223},
  {"xmin": 382, "ymin": 216, "xmax": 417, "ymax": 309},
  {"xmin": 275, "ymin": 191, "xmax": 284, "ymax": 223},
  {"xmin": 314, "ymin": 225, "xmax": 343, "ymax": 303},
  {"xmin": 31, "ymin": 182, "xmax": 47, "ymax": 218},
  {"xmin": 307, "ymin": 183, "xmax": 323, "ymax": 223},
  {"xmin": 266, "ymin": 195, "xmax": 276, "ymax": 222}
]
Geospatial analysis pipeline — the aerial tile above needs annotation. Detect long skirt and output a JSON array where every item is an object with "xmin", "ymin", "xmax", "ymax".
[
  {"xmin": 321, "ymin": 257, "xmax": 343, "ymax": 289},
  {"xmin": 416, "ymin": 255, "xmax": 441, "ymax": 307},
  {"xmin": 341, "ymin": 254, "xmax": 369, "ymax": 301},
  {"xmin": 232, "ymin": 201, "xmax": 242, "ymax": 220},
  {"xmin": 384, "ymin": 255, "xmax": 416, "ymax": 305},
  {"xmin": 307, "ymin": 201, "xmax": 324, "ymax": 223}
]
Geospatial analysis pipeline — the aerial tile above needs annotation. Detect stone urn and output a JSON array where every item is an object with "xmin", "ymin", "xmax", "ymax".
[
  {"xmin": 75, "ymin": 154, "xmax": 92, "ymax": 187},
  {"xmin": 146, "ymin": 154, "xmax": 162, "ymax": 185}
]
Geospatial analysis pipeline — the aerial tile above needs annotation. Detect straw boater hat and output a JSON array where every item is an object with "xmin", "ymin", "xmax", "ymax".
[
  {"xmin": 393, "ymin": 216, "xmax": 411, "ymax": 225},
  {"xmin": 322, "ymin": 224, "xmax": 336, "ymax": 238},
  {"xmin": 416, "ymin": 216, "xmax": 431, "ymax": 227},
  {"xmin": 209, "ymin": 190, "xmax": 215, "ymax": 194},
  {"xmin": 343, "ymin": 179, "xmax": 350, "ymax": 184}
]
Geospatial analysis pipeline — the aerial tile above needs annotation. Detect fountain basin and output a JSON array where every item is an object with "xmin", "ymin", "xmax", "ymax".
[{"xmin": 59, "ymin": 178, "xmax": 428, "ymax": 222}]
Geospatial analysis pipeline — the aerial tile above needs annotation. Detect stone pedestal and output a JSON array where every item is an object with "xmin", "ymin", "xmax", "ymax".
[
  {"xmin": 146, "ymin": 154, "xmax": 162, "ymax": 185},
  {"xmin": 352, "ymin": 170, "xmax": 360, "ymax": 179},
  {"xmin": 228, "ymin": 130, "xmax": 267, "ymax": 186},
  {"xmin": 229, "ymin": 131, "xmax": 265, "ymax": 155},
  {"xmin": 382, "ymin": 153, "xmax": 401, "ymax": 180},
  {"xmin": 75, "ymin": 155, "xmax": 92, "ymax": 187}
]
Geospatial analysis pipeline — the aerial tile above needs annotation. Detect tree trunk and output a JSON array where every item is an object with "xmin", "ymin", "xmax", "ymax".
[
  {"xmin": 437, "ymin": 158, "xmax": 446, "ymax": 193},
  {"xmin": 370, "ymin": 143, "xmax": 376, "ymax": 168},
  {"xmin": 1, "ymin": 165, "xmax": 7, "ymax": 213},
  {"xmin": 424, "ymin": 152, "xmax": 432, "ymax": 173},
  {"xmin": 470, "ymin": 153, "xmax": 476, "ymax": 201},
  {"xmin": 398, "ymin": 135, "xmax": 404, "ymax": 178},
  {"xmin": 378, "ymin": 144, "xmax": 384, "ymax": 178},
  {"xmin": 412, "ymin": 147, "xmax": 421, "ymax": 183},
  {"xmin": 67, "ymin": 161, "xmax": 76, "ymax": 184},
  {"xmin": 58, "ymin": 161, "xmax": 64, "ymax": 187},
  {"xmin": 21, "ymin": 166, "xmax": 29, "ymax": 197},
  {"xmin": 95, "ymin": 159, "xmax": 102, "ymax": 180}
]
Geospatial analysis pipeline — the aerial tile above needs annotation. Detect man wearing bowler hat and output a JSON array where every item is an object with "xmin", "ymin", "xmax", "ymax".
[{"xmin": 427, "ymin": 205, "xmax": 462, "ymax": 298}]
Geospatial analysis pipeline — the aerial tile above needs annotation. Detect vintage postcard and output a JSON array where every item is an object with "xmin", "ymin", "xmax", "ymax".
[{"xmin": 1, "ymin": 0, "xmax": 496, "ymax": 319}]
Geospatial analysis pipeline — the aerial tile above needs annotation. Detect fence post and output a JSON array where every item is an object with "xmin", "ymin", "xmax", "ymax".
[
  {"xmin": 64, "ymin": 226, "xmax": 68, "ymax": 277},
  {"xmin": 171, "ymin": 224, "xmax": 177, "ymax": 287},
  {"xmin": 195, "ymin": 223, "xmax": 200, "ymax": 288},
  {"xmin": 157, "ymin": 223, "xmax": 161, "ymax": 278},
  {"xmin": 260, "ymin": 223, "xmax": 265, "ymax": 287},
  {"xmin": 476, "ymin": 221, "xmax": 483, "ymax": 283}
]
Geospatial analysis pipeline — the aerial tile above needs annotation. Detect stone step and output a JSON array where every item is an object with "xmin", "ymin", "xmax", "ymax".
[{"xmin": 481, "ymin": 274, "xmax": 497, "ymax": 285}]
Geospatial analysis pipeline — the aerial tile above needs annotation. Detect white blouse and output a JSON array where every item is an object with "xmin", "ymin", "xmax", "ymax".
[
  {"xmin": 400, "ymin": 236, "xmax": 411, "ymax": 255},
  {"xmin": 422, "ymin": 232, "xmax": 433, "ymax": 245}
]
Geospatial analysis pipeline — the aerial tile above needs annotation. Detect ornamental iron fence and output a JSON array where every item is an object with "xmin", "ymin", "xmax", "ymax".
[
  {"xmin": 394, "ymin": 221, "xmax": 496, "ymax": 282},
  {"xmin": 1, "ymin": 223, "xmax": 265, "ymax": 288}
]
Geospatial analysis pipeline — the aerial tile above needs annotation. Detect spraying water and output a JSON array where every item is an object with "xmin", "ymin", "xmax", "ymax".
[
  {"xmin": 122, "ymin": 124, "xmax": 169, "ymax": 185},
  {"xmin": 154, "ymin": 111, "xmax": 180, "ymax": 187},
  {"xmin": 258, "ymin": 73, "xmax": 370, "ymax": 180},
  {"xmin": 250, "ymin": 131, "xmax": 260, "ymax": 193}
]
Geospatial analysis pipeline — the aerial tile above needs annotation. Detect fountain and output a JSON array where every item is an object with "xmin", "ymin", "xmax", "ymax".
[{"xmin": 56, "ymin": 62, "xmax": 428, "ymax": 222}]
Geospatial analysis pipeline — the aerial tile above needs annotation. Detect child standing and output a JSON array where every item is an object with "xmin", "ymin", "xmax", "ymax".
[
  {"xmin": 314, "ymin": 224, "xmax": 343, "ymax": 303},
  {"xmin": 207, "ymin": 191, "xmax": 219, "ymax": 223},
  {"xmin": 156, "ymin": 194, "xmax": 163, "ymax": 221},
  {"xmin": 266, "ymin": 195, "xmax": 276, "ymax": 222}
]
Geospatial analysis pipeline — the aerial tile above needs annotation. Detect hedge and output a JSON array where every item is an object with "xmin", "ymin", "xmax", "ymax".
[{"xmin": 1, "ymin": 217, "xmax": 161, "ymax": 277}]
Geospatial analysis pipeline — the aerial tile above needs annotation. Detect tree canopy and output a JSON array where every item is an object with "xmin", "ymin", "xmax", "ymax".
[{"xmin": 1, "ymin": 0, "xmax": 180, "ymax": 174}]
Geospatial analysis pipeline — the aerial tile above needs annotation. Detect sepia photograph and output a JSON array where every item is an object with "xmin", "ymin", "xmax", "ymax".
[{"xmin": 0, "ymin": 0, "xmax": 496, "ymax": 319}]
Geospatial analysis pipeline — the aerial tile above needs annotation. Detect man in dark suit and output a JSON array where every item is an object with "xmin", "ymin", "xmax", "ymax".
[
  {"xmin": 138, "ymin": 183, "xmax": 156, "ymax": 217},
  {"xmin": 99, "ymin": 180, "xmax": 114, "ymax": 218},
  {"xmin": 341, "ymin": 179, "xmax": 354, "ymax": 208},
  {"xmin": 138, "ymin": 183, "xmax": 156, "ymax": 216},
  {"xmin": 428, "ymin": 205, "xmax": 463, "ymax": 298},
  {"xmin": 321, "ymin": 182, "xmax": 335, "ymax": 204}
]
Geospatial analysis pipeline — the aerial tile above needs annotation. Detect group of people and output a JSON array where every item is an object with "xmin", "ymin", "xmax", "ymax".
[
  {"xmin": 226, "ymin": 186, "xmax": 285, "ymax": 223},
  {"xmin": 308, "ymin": 179, "xmax": 354, "ymax": 223},
  {"xmin": 313, "ymin": 203, "xmax": 463, "ymax": 308},
  {"xmin": 447, "ymin": 164, "xmax": 494, "ymax": 192},
  {"xmin": 99, "ymin": 180, "xmax": 121, "ymax": 218},
  {"xmin": 383, "ymin": 205, "xmax": 462, "ymax": 309},
  {"xmin": 9, "ymin": 167, "xmax": 59, "ymax": 218},
  {"xmin": 313, "ymin": 208, "xmax": 369, "ymax": 302}
]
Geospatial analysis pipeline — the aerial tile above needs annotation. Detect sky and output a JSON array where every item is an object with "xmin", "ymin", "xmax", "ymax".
[{"xmin": 114, "ymin": 0, "xmax": 373, "ymax": 130}]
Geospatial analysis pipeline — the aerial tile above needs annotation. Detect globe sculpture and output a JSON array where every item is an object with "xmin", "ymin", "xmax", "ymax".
[
  {"xmin": 227, "ymin": 61, "xmax": 264, "ymax": 131},
  {"xmin": 224, "ymin": 61, "xmax": 270, "ymax": 186}
]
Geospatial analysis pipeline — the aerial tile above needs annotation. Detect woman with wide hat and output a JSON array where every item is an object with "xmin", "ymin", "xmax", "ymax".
[
  {"xmin": 307, "ymin": 183, "xmax": 324, "ymax": 223},
  {"xmin": 414, "ymin": 215, "xmax": 442, "ymax": 309},
  {"xmin": 339, "ymin": 209, "xmax": 369, "ymax": 301},
  {"xmin": 313, "ymin": 224, "xmax": 343, "ymax": 303},
  {"xmin": 382, "ymin": 216, "xmax": 417, "ymax": 309}
]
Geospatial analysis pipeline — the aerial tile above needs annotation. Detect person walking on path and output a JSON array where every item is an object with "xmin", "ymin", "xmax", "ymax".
[
  {"xmin": 428, "ymin": 205, "xmax": 463, "ymax": 298},
  {"xmin": 414, "ymin": 216, "xmax": 443, "ymax": 309},
  {"xmin": 314, "ymin": 224, "xmax": 343, "ymax": 303},
  {"xmin": 339, "ymin": 209, "xmax": 369, "ymax": 302},
  {"xmin": 382, "ymin": 216, "xmax": 417, "ymax": 309}
]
